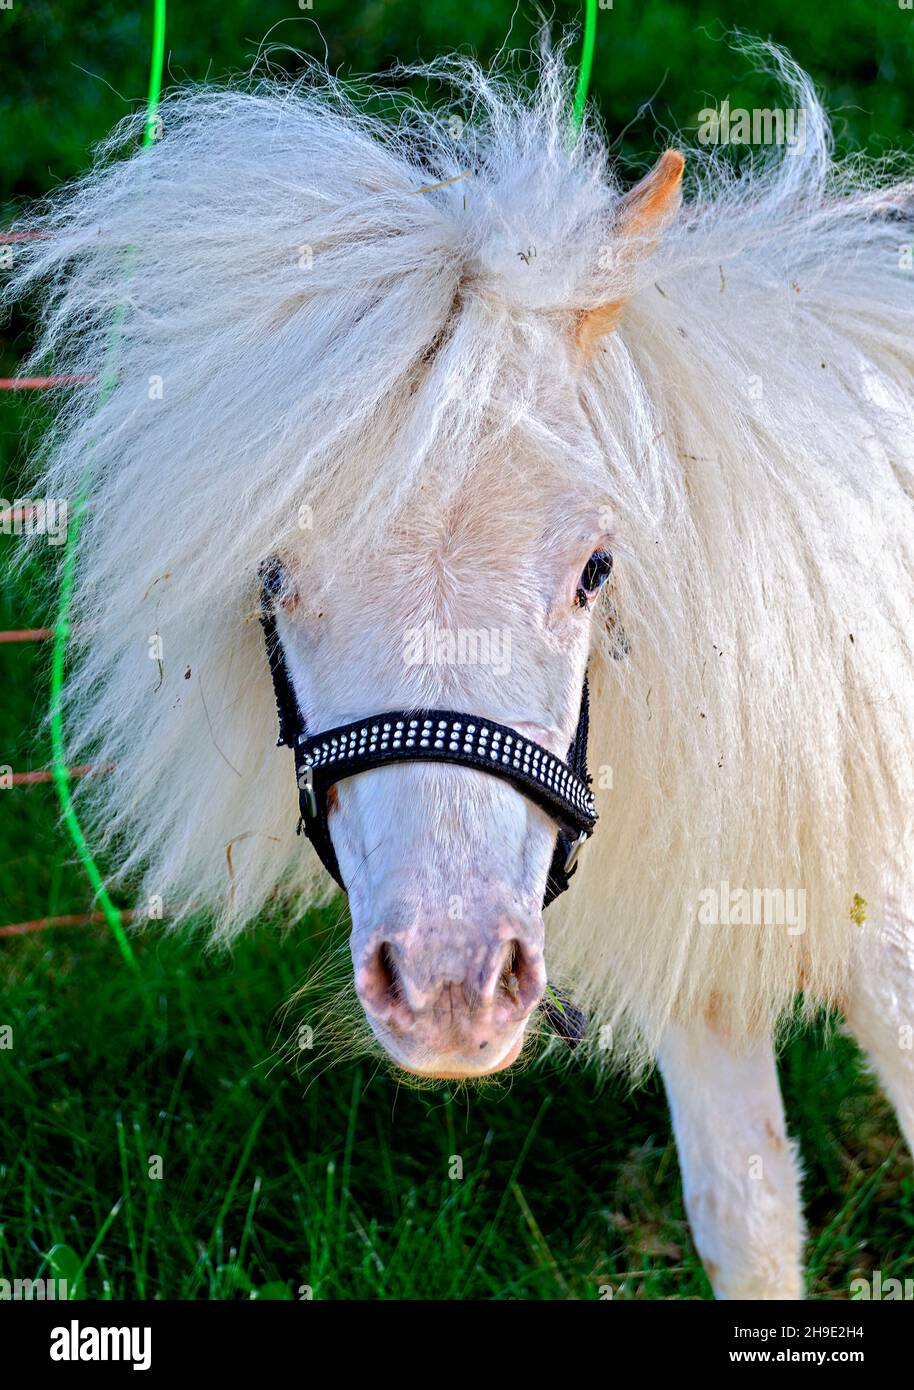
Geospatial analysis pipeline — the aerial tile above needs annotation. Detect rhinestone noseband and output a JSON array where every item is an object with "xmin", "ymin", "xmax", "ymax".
[
  {"xmin": 299, "ymin": 714, "xmax": 595, "ymax": 824},
  {"xmin": 294, "ymin": 707, "xmax": 597, "ymax": 899}
]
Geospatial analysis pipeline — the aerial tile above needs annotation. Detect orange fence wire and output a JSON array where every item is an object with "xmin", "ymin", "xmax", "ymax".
[
  {"xmin": 0, "ymin": 909, "xmax": 139, "ymax": 939},
  {"xmin": 9, "ymin": 763, "xmax": 114, "ymax": 786},
  {"xmin": 0, "ymin": 374, "xmax": 97, "ymax": 389},
  {"xmin": 1, "ymin": 228, "xmax": 138, "ymax": 942}
]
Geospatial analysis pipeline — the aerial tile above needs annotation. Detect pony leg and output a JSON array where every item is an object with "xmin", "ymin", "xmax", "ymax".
[
  {"xmin": 657, "ymin": 1021, "xmax": 805, "ymax": 1299},
  {"xmin": 844, "ymin": 911, "xmax": 914, "ymax": 1147}
]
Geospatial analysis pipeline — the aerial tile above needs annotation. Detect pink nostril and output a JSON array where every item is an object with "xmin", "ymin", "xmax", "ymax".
[
  {"xmin": 498, "ymin": 939, "xmax": 546, "ymax": 1013},
  {"xmin": 356, "ymin": 941, "xmax": 412, "ymax": 1023}
]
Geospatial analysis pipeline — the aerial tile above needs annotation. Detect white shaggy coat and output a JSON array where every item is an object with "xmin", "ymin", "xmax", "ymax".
[{"xmin": 6, "ymin": 44, "xmax": 914, "ymax": 1082}]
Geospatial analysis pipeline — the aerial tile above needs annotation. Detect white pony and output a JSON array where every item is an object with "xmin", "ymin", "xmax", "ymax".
[{"xmin": 7, "ymin": 41, "xmax": 914, "ymax": 1299}]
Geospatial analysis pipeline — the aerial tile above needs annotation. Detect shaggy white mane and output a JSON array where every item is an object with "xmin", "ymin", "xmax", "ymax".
[{"xmin": 7, "ymin": 40, "xmax": 914, "ymax": 1069}]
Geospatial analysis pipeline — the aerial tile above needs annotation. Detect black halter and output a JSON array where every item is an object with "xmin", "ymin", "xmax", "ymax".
[{"xmin": 259, "ymin": 559, "xmax": 597, "ymax": 1040}]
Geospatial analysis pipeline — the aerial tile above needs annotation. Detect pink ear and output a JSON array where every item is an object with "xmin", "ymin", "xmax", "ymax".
[
  {"xmin": 576, "ymin": 150, "xmax": 685, "ymax": 356},
  {"xmin": 616, "ymin": 149, "xmax": 685, "ymax": 237}
]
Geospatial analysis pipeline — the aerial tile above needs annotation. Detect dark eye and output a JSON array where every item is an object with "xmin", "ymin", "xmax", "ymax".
[{"xmin": 576, "ymin": 548, "xmax": 613, "ymax": 606}]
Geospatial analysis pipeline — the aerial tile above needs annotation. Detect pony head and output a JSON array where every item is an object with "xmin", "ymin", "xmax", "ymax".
[{"xmin": 5, "ymin": 47, "xmax": 683, "ymax": 1079}]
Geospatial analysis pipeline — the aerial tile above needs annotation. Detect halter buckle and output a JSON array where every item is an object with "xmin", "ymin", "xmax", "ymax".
[
  {"xmin": 297, "ymin": 762, "xmax": 317, "ymax": 818},
  {"xmin": 564, "ymin": 829, "xmax": 588, "ymax": 875}
]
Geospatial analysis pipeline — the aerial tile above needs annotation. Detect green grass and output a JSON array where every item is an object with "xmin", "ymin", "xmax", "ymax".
[
  {"xmin": 0, "ymin": 910, "xmax": 912, "ymax": 1299},
  {"xmin": 2, "ymin": 0, "xmax": 914, "ymax": 1302}
]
